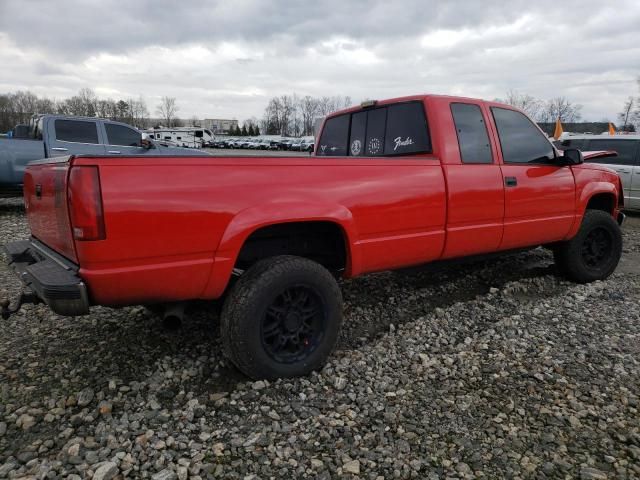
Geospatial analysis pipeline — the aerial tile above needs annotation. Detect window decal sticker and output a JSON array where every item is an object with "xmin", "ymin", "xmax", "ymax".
[
  {"xmin": 393, "ymin": 136, "xmax": 414, "ymax": 151},
  {"xmin": 351, "ymin": 139, "xmax": 362, "ymax": 156},
  {"xmin": 368, "ymin": 138, "xmax": 382, "ymax": 155}
]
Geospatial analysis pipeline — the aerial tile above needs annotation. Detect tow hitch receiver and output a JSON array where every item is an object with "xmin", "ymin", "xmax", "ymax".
[{"xmin": 1, "ymin": 288, "xmax": 41, "ymax": 320}]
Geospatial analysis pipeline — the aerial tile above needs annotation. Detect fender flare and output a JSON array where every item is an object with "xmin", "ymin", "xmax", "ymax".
[
  {"xmin": 566, "ymin": 182, "xmax": 619, "ymax": 239},
  {"xmin": 201, "ymin": 201, "xmax": 360, "ymax": 298},
  {"xmin": 578, "ymin": 182, "xmax": 618, "ymax": 213}
]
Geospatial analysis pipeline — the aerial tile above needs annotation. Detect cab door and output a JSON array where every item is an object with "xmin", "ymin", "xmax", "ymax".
[
  {"xmin": 489, "ymin": 106, "xmax": 576, "ymax": 250},
  {"xmin": 440, "ymin": 101, "xmax": 505, "ymax": 259}
]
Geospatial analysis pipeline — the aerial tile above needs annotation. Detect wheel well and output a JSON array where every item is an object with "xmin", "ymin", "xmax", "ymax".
[
  {"xmin": 235, "ymin": 221, "xmax": 348, "ymax": 273},
  {"xmin": 586, "ymin": 193, "xmax": 614, "ymax": 214}
]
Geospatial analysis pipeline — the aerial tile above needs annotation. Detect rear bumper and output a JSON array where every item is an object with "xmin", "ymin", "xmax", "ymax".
[
  {"xmin": 618, "ymin": 212, "xmax": 626, "ymax": 226},
  {"xmin": 3, "ymin": 238, "xmax": 89, "ymax": 316}
]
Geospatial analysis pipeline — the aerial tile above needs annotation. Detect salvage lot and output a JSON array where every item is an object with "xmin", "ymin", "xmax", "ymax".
[{"xmin": 0, "ymin": 197, "xmax": 639, "ymax": 479}]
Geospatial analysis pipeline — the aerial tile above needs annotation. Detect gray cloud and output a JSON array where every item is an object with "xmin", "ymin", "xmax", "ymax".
[{"xmin": 1, "ymin": 0, "xmax": 639, "ymax": 121}]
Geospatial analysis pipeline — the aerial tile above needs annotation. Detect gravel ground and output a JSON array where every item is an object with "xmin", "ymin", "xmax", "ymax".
[{"xmin": 1, "ymin": 197, "xmax": 639, "ymax": 479}]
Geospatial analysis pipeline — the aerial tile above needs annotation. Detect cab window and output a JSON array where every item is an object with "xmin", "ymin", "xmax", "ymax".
[
  {"xmin": 491, "ymin": 107, "xmax": 554, "ymax": 164},
  {"xmin": 55, "ymin": 119, "xmax": 99, "ymax": 144},
  {"xmin": 105, "ymin": 124, "xmax": 142, "ymax": 147}
]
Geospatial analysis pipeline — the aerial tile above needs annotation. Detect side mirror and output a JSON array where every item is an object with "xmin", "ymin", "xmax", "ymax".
[
  {"xmin": 562, "ymin": 148, "xmax": 583, "ymax": 165},
  {"xmin": 140, "ymin": 133, "xmax": 155, "ymax": 150}
]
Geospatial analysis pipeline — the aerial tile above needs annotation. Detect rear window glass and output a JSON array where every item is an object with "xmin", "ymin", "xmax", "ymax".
[
  {"xmin": 318, "ymin": 101, "xmax": 431, "ymax": 157},
  {"xmin": 451, "ymin": 103, "xmax": 493, "ymax": 164},
  {"xmin": 349, "ymin": 111, "xmax": 367, "ymax": 156},
  {"xmin": 365, "ymin": 108, "xmax": 387, "ymax": 156},
  {"xmin": 55, "ymin": 119, "xmax": 99, "ymax": 144},
  {"xmin": 317, "ymin": 114, "xmax": 349, "ymax": 156},
  {"xmin": 585, "ymin": 139, "xmax": 639, "ymax": 166},
  {"xmin": 384, "ymin": 103, "xmax": 430, "ymax": 155}
]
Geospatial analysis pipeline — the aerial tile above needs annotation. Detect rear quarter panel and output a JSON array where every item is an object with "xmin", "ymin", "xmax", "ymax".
[{"xmin": 74, "ymin": 155, "xmax": 446, "ymax": 305}]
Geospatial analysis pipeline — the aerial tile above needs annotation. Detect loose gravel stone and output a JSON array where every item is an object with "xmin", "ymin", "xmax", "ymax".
[
  {"xmin": 92, "ymin": 461, "xmax": 118, "ymax": 480},
  {"xmin": 1, "ymin": 197, "xmax": 640, "ymax": 478}
]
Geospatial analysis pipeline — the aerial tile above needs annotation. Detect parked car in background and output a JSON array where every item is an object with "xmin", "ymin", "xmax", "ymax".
[
  {"xmin": 289, "ymin": 138, "xmax": 303, "ymax": 151},
  {"xmin": 0, "ymin": 114, "xmax": 209, "ymax": 196},
  {"xmin": 555, "ymin": 135, "xmax": 640, "ymax": 210},
  {"xmin": 278, "ymin": 138, "xmax": 294, "ymax": 150}
]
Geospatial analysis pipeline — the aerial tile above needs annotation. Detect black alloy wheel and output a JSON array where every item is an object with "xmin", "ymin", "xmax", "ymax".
[
  {"xmin": 581, "ymin": 227, "xmax": 614, "ymax": 268},
  {"xmin": 261, "ymin": 285, "xmax": 325, "ymax": 364}
]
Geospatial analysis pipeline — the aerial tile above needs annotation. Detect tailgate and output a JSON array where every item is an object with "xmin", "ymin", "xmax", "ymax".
[{"xmin": 23, "ymin": 156, "xmax": 77, "ymax": 262}]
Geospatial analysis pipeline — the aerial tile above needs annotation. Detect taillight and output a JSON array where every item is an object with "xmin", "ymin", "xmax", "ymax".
[{"xmin": 68, "ymin": 166, "xmax": 106, "ymax": 241}]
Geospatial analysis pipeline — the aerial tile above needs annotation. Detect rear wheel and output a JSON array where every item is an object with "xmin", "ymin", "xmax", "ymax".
[
  {"xmin": 554, "ymin": 210, "xmax": 622, "ymax": 283},
  {"xmin": 220, "ymin": 255, "xmax": 343, "ymax": 379}
]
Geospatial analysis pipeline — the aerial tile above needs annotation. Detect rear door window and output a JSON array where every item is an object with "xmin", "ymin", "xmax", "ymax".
[
  {"xmin": 585, "ymin": 139, "xmax": 639, "ymax": 166},
  {"xmin": 54, "ymin": 119, "xmax": 99, "ymax": 144},
  {"xmin": 451, "ymin": 103, "xmax": 493, "ymax": 164},
  {"xmin": 105, "ymin": 123, "xmax": 142, "ymax": 147}
]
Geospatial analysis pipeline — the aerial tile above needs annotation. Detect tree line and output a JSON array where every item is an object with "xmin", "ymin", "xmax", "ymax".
[
  {"xmin": 0, "ymin": 88, "xmax": 154, "ymax": 132},
  {"xmin": 260, "ymin": 94, "xmax": 352, "ymax": 136},
  {"xmin": 496, "ymin": 90, "xmax": 584, "ymax": 123},
  {"xmin": 0, "ymin": 88, "xmax": 191, "ymax": 133},
  {"xmin": 498, "ymin": 78, "xmax": 640, "ymax": 132},
  {"xmin": 3, "ymin": 81, "xmax": 638, "ymax": 136}
]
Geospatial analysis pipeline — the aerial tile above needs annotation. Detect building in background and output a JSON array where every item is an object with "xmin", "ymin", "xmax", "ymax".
[{"xmin": 201, "ymin": 119, "xmax": 239, "ymax": 134}]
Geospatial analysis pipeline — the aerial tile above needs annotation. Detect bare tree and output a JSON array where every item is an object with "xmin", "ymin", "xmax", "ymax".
[
  {"xmin": 539, "ymin": 97, "xmax": 582, "ymax": 123},
  {"xmin": 300, "ymin": 95, "xmax": 319, "ymax": 136},
  {"xmin": 499, "ymin": 90, "xmax": 543, "ymax": 120},
  {"xmin": 127, "ymin": 96, "xmax": 149, "ymax": 128},
  {"xmin": 618, "ymin": 96, "xmax": 638, "ymax": 131},
  {"xmin": 156, "ymin": 96, "xmax": 179, "ymax": 127}
]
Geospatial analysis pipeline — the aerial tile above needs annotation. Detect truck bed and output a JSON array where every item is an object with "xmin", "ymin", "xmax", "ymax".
[{"xmin": 24, "ymin": 154, "xmax": 446, "ymax": 306}]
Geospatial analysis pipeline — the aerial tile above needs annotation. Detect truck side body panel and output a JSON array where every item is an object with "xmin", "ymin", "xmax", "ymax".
[
  {"xmin": 69, "ymin": 156, "xmax": 447, "ymax": 305},
  {"xmin": 14, "ymin": 95, "xmax": 624, "ymax": 311}
]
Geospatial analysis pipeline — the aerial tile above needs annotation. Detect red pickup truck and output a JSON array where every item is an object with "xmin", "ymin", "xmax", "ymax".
[{"xmin": 2, "ymin": 94, "xmax": 625, "ymax": 379}]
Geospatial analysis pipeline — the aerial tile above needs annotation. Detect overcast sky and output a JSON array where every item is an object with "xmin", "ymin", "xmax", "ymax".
[{"xmin": 1, "ymin": 0, "xmax": 639, "ymax": 122}]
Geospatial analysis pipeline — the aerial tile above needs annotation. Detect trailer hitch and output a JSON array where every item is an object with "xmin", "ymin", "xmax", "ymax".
[{"xmin": 1, "ymin": 288, "xmax": 41, "ymax": 320}]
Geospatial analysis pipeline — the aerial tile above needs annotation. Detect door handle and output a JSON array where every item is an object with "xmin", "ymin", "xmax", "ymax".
[
  {"xmin": 504, "ymin": 176, "xmax": 517, "ymax": 187},
  {"xmin": 107, "ymin": 150, "xmax": 121, "ymax": 154},
  {"xmin": 51, "ymin": 147, "xmax": 68, "ymax": 152}
]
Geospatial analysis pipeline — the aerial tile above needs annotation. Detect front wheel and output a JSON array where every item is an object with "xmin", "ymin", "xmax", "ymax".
[
  {"xmin": 220, "ymin": 256, "xmax": 343, "ymax": 379},
  {"xmin": 554, "ymin": 210, "xmax": 622, "ymax": 283}
]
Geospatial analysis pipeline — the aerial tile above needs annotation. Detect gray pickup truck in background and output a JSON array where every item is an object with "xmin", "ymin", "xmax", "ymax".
[{"xmin": 0, "ymin": 114, "xmax": 210, "ymax": 196}]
